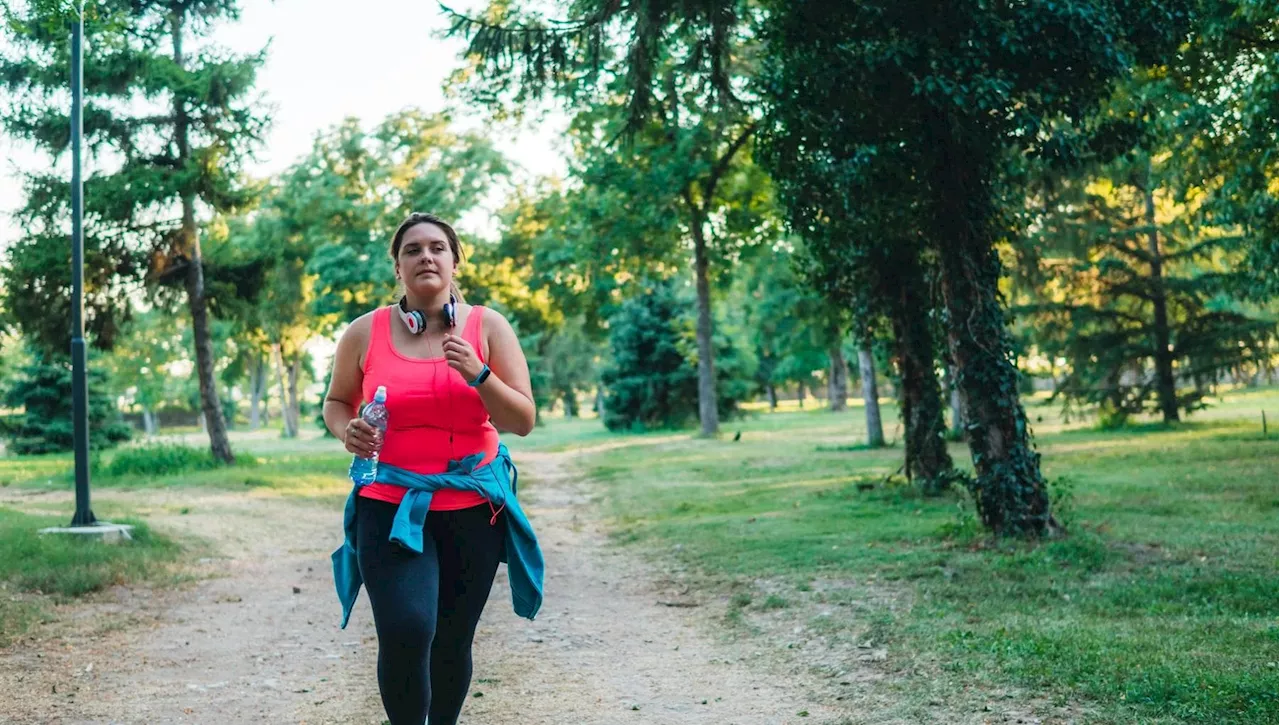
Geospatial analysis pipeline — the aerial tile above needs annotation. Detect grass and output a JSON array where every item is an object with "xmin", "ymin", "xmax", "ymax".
[
  {"xmin": 0, "ymin": 387, "xmax": 1272, "ymax": 721},
  {"xmin": 1, "ymin": 435, "xmax": 354, "ymax": 503},
  {"xmin": 543, "ymin": 386, "xmax": 1278, "ymax": 725},
  {"xmin": 0, "ymin": 507, "xmax": 184, "ymax": 647}
]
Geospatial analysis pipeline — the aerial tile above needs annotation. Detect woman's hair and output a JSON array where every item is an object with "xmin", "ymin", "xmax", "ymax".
[{"xmin": 390, "ymin": 212, "xmax": 466, "ymax": 302}]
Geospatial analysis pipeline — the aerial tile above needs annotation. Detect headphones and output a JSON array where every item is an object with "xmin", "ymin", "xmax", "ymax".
[{"xmin": 396, "ymin": 294, "xmax": 457, "ymax": 335}]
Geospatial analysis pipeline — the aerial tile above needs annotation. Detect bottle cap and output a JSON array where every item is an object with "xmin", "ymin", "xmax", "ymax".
[{"xmin": 373, "ymin": 385, "xmax": 387, "ymax": 403}]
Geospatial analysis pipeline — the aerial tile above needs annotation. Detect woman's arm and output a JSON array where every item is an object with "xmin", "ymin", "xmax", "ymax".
[
  {"xmin": 323, "ymin": 315, "xmax": 381, "ymax": 456},
  {"xmin": 443, "ymin": 308, "xmax": 536, "ymax": 436}
]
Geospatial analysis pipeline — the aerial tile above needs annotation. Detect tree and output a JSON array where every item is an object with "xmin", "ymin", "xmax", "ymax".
[
  {"xmin": 1169, "ymin": 0, "xmax": 1277, "ymax": 301},
  {"xmin": 1, "ymin": 0, "xmax": 269, "ymax": 464},
  {"xmin": 1013, "ymin": 86, "xmax": 1276, "ymax": 423},
  {"xmin": 103, "ymin": 308, "xmax": 188, "ymax": 435},
  {"xmin": 447, "ymin": 3, "xmax": 773, "ymax": 437},
  {"xmin": 4, "ymin": 352, "xmax": 132, "ymax": 455},
  {"xmin": 754, "ymin": 0, "xmax": 1187, "ymax": 533},
  {"xmin": 600, "ymin": 281, "xmax": 699, "ymax": 431}
]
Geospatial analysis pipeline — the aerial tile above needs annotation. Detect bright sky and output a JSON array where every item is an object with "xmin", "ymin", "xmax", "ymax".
[{"xmin": 0, "ymin": 0, "xmax": 570, "ymax": 248}]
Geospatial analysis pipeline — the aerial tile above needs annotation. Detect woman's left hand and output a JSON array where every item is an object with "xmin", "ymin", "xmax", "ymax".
[{"xmin": 442, "ymin": 334, "xmax": 485, "ymax": 383}]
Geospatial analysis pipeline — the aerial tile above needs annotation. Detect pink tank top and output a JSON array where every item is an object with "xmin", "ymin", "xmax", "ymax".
[{"xmin": 357, "ymin": 305, "xmax": 498, "ymax": 510}]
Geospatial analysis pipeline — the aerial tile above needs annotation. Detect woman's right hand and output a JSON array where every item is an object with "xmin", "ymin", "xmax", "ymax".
[{"xmin": 343, "ymin": 418, "xmax": 384, "ymax": 458}]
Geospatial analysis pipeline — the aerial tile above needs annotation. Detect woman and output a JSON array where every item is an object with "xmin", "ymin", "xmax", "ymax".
[{"xmin": 324, "ymin": 212, "xmax": 541, "ymax": 725}]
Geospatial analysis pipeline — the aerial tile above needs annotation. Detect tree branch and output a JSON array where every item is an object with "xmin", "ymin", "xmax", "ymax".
[{"xmin": 700, "ymin": 120, "xmax": 757, "ymax": 213}]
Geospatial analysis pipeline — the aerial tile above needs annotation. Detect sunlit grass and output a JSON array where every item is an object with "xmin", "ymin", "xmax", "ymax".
[{"xmin": 545, "ymin": 386, "xmax": 1278, "ymax": 725}]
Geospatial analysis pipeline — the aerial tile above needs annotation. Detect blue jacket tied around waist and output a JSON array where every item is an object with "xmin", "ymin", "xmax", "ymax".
[{"xmin": 332, "ymin": 443, "xmax": 544, "ymax": 628}]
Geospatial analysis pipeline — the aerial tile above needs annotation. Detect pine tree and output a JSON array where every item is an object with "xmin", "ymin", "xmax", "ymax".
[{"xmin": 1, "ymin": 0, "xmax": 268, "ymax": 463}]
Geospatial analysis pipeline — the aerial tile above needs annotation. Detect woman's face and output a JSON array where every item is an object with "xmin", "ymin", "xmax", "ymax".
[{"xmin": 396, "ymin": 222, "xmax": 454, "ymax": 296}]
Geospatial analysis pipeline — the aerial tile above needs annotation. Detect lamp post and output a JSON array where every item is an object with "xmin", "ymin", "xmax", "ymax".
[{"xmin": 69, "ymin": 1, "xmax": 95, "ymax": 527}]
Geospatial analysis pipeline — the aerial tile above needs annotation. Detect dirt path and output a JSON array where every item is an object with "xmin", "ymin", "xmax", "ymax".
[{"xmin": 0, "ymin": 450, "xmax": 845, "ymax": 725}]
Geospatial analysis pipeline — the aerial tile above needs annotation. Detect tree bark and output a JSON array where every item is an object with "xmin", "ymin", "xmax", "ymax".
[
  {"xmin": 931, "ymin": 115, "xmax": 1053, "ymax": 535},
  {"xmin": 274, "ymin": 345, "xmax": 299, "ymax": 438},
  {"xmin": 828, "ymin": 344, "xmax": 848, "ymax": 412},
  {"xmin": 689, "ymin": 213, "xmax": 719, "ymax": 437},
  {"xmin": 142, "ymin": 408, "xmax": 157, "ymax": 436},
  {"xmin": 249, "ymin": 353, "xmax": 266, "ymax": 431},
  {"xmin": 797, "ymin": 380, "xmax": 806, "ymax": 409},
  {"xmin": 766, "ymin": 383, "xmax": 778, "ymax": 410},
  {"xmin": 858, "ymin": 345, "xmax": 885, "ymax": 447},
  {"xmin": 173, "ymin": 11, "xmax": 233, "ymax": 465},
  {"xmin": 1143, "ymin": 163, "xmax": 1179, "ymax": 422},
  {"xmin": 562, "ymin": 390, "xmax": 579, "ymax": 418},
  {"xmin": 286, "ymin": 353, "xmax": 301, "ymax": 438},
  {"xmin": 889, "ymin": 270, "xmax": 954, "ymax": 493},
  {"xmin": 947, "ymin": 364, "xmax": 965, "ymax": 438}
]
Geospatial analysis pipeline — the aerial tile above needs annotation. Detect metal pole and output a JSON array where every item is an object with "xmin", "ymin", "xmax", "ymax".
[{"xmin": 69, "ymin": 4, "xmax": 95, "ymax": 527}]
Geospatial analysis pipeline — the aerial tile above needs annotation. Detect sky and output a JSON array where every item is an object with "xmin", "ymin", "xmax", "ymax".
[{"xmin": 0, "ymin": 0, "xmax": 570, "ymax": 249}]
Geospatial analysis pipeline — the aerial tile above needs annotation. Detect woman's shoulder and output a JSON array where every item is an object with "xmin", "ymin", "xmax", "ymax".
[
  {"xmin": 338, "ymin": 308, "xmax": 385, "ymax": 347},
  {"xmin": 475, "ymin": 304, "xmax": 512, "ymax": 331}
]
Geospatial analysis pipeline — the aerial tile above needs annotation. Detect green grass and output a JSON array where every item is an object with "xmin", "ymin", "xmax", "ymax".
[
  {"xmin": 1, "ymin": 439, "xmax": 354, "ymax": 502},
  {"xmin": 0, "ymin": 507, "xmax": 184, "ymax": 647},
  {"xmin": 556, "ymin": 386, "xmax": 1278, "ymax": 724}
]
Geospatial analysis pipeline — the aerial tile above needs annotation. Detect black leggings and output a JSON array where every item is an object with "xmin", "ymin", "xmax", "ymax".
[{"xmin": 355, "ymin": 497, "xmax": 505, "ymax": 725}]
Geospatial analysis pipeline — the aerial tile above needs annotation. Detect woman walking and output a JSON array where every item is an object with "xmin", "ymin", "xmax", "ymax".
[{"xmin": 326, "ymin": 212, "xmax": 544, "ymax": 725}]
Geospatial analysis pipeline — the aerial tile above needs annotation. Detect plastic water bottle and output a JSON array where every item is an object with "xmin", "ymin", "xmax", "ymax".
[{"xmin": 348, "ymin": 385, "xmax": 388, "ymax": 485}]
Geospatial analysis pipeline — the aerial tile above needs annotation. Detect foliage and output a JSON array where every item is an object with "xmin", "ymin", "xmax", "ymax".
[
  {"xmin": 753, "ymin": 0, "xmax": 1189, "ymax": 535},
  {"xmin": 599, "ymin": 280, "xmax": 699, "ymax": 431},
  {"xmin": 289, "ymin": 111, "xmax": 510, "ymax": 325},
  {"xmin": 99, "ymin": 443, "xmax": 256, "ymax": 478},
  {"xmin": 0, "ymin": 0, "xmax": 271, "ymax": 463},
  {"xmin": 2, "ymin": 354, "xmax": 132, "ymax": 455}
]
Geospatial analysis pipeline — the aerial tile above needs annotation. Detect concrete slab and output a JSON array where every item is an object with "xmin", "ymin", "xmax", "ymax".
[{"xmin": 38, "ymin": 522, "xmax": 135, "ymax": 543}]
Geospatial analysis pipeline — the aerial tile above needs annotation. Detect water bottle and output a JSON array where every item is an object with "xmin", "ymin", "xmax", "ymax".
[{"xmin": 348, "ymin": 385, "xmax": 388, "ymax": 485}]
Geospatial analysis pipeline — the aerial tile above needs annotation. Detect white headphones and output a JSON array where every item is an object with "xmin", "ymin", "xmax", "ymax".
[{"xmin": 396, "ymin": 294, "xmax": 457, "ymax": 335}]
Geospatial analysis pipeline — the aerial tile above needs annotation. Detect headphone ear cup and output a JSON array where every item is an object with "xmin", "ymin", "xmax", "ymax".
[{"xmin": 409, "ymin": 310, "xmax": 426, "ymax": 334}]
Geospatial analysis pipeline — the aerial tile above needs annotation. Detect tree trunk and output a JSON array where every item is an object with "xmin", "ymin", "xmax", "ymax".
[
  {"xmin": 249, "ymin": 353, "xmax": 266, "ymax": 431},
  {"xmin": 797, "ymin": 380, "xmax": 806, "ymax": 409},
  {"xmin": 766, "ymin": 383, "xmax": 778, "ymax": 410},
  {"xmin": 286, "ymin": 353, "xmax": 301, "ymax": 438},
  {"xmin": 274, "ymin": 345, "xmax": 299, "ymax": 438},
  {"xmin": 932, "ymin": 115, "xmax": 1053, "ymax": 535},
  {"xmin": 947, "ymin": 364, "xmax": 965, "ymax": 438},
  {"xmin": 690, "ymin": 218, "xmax": 719, "ymax": 436},
  {"xmin": 142, "ymin": 408, "xmax": 157, "ymax": 436},
  {"xmin": 563, "ymin": 390, "xmax": 579, "ymax": 418},
  {"xmin": 173, "ymin": 11, "xmax": 233, "ymax": 464},
  {"xmin": 858, "ymin": 345, "xmax": 885, "ymax": 447},
  {"xmin": 828, "ymin": 344, "xmax": 848, "ymax": 412},
  {"xmin": 1143, "ymin": 164, "xmax": 1179, "ymax": 423},
  {"xmin": 889, "ymin": 268, "xmax": 954, "ymax": 493}
]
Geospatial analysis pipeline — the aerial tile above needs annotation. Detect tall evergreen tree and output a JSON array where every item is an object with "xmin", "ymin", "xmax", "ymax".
[{"xmin": 1, "ymin": 0, "xmax": 269, "ymax": 463}]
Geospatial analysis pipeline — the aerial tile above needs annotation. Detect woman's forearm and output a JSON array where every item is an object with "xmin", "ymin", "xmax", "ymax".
[
  {"xmin": 324, "ymin": 399, "xmax": 358, "ymax": 442},
  {"xmin": 476, "ymin": 374, "xmax": 536, "ymax": 436}
]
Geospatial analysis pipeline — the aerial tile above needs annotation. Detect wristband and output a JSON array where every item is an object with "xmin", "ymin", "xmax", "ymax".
[{"xmin": 468, "ymin": 363, "xmax": 491, "ymax": 387}]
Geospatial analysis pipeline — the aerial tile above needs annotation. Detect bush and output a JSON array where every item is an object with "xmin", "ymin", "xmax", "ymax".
[{"xmin": 99, "ymin": 443, "xmax": 256, "ymax": 478}]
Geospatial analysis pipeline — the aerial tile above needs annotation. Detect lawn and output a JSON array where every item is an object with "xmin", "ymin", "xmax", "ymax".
[
  {"xmin": 0, "ymin": 388, "xmax": 1273, "ymax": 722},
  {"xmin": 531, "ymin": 387, "xmax": 1278, "ymax": 724},
  {"xmin": 0, "ymin": 508, "xmax": 183, "ymax": 647}
]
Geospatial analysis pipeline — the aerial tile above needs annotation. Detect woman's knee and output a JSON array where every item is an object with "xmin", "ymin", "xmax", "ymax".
[{"xmin": 376, "ymin": 607, "xmax": 436, "ymax": 648}]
